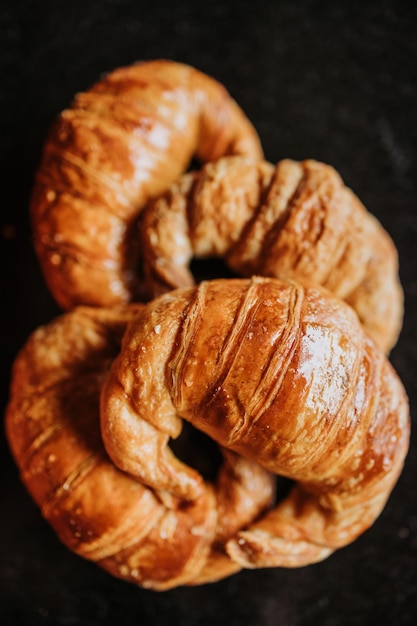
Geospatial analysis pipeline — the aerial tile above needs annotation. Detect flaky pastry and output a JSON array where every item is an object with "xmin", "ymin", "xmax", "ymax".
[
  {"xmin": 101, "ymin": 277, "xmax": 409, "ymax": 570},
  {"xmin": 8, "ymin": 54, "xmax": 409, "ymax": 590},
  {"xmin": 30, "ymin": 60, "xmax": 263, "ymax": 310},
  {"xmin": 5, "ymin": 305, "xmax": 275, "ymax": 590},
  {"xmin": 140, "ymin": 156, "xmax": 403, "ymax": 353}
]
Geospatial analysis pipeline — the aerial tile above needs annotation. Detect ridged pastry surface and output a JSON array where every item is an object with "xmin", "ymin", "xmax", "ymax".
[
  {"xmin": 140, "ymin": 156, "xmax": 403, "ymax": 353},
  {"xmin": 30, "ymin": 60, "xmax": 263, "ymax": 309}
]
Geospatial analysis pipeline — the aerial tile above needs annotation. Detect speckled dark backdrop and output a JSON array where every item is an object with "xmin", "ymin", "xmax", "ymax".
[{"xmin": 1, "ymin": 1, "xmax": 416, "ymax": 624}]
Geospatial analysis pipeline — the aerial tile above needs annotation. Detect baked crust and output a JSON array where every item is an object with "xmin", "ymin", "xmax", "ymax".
[
  {"xmin": 5, "ymin": 305, "xmax": 274, "ymax": 590},
  {"xmin": 9, "ymin": 55, "xmax": 409, "ymax": 589},
  {"xmin": 140, "ymin": 156, "xmax": 403, "ymax": 353},
  {"xmin": 101, "ymin": 277, "xmax": 409, "ymax": 568},
  {"xmin": 30, "ymin": 60, "xmax": 263, "ymax": 309}
]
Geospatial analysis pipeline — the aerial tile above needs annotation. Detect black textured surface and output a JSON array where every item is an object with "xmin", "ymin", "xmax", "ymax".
[{"xmin": 1, "ymin": 1, "xmax": 416, "ymax": 624}]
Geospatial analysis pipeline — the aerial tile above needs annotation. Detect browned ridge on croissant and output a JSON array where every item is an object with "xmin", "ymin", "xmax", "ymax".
[
  {"xmin": 5, "ymin": 305, "xmax": 275, "ymax": 590},
  {"xmin": 101, "ymin": 277, "xmax": 409, "ymax": 570},
  {"xmin": 140, "ymin": 156, "xmax": 403, "ymax": 353},
  {"xmin": 30, "ymin": 60, "xmax": 263, "ymax": 310}
]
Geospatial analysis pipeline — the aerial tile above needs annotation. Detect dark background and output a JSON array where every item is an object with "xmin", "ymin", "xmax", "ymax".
[{"xmin": 1, "ymin": 1, "xmax": 416, "ymax": 624}]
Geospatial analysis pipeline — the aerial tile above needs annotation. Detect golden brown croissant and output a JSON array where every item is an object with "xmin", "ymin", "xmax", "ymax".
[
  {"xmin": 30, "ymin": 60, "xmax": 263, "ymax": 310},
  {"xmin": 140, "ymin": 156, "xmax": 403, "ymax": 353},
  {"xmin": 5, "ymin": 305, "xmax": 275, "ymax": 590},
  {"xmin": 101, "ymin": 276, "xmax": 409, "ymax": 569}
]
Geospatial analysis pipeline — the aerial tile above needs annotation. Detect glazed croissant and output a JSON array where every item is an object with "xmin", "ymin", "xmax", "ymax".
[
  {"xmin": 101, "ymin": 277, "xmax": 409, "ymax": 569},
  {"xmin": 140, "ymin": 156, "xmax": 403, "ymax": 353},
  {"xmin": 30, "ymin": 60, "xmax": 263, "ymax": 310},
  {"xmin": 8, "ymin": 53, "xmax": 409, "ymax": 590},
  {"xmin": 5, "ymin": 305, "xmax": 276, "ymax": 590}
]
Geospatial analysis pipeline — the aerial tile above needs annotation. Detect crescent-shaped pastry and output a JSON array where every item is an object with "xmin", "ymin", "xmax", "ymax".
[
  {"xmin": 140, "ymin": 156, "xmax": 403, "ymax": 352},
  {"xmin": 30, "ymin": 60, "xmax": 263, "ymax": 310},
  {"xmin": 5, "ymin": 305, "xmax": 275, "ymax": 590},
  {"xmin": 101, "ymin": 277, "xmax": 409, "ymax": 568}
]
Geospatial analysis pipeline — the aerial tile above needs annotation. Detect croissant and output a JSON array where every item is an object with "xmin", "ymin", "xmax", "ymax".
[
  {"xmin": 30, "ymin": 60, "xmax": 263, "ymax": 310},
  {"xmin": 140, "ymin": 156, "xmax": 403, "ymax": 353},
  {"xmin": 5, "ymin": 305, "xmax": 275, "ymax": 590},
  {"xmin": 101, "ymin": 276, "xmax": 409, "ymax": 569}
]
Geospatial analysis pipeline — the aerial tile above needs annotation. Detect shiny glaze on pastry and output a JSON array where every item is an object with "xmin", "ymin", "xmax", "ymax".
[
  {"xmin": 5, "ymin": 305, "xmax": 274, "ymax": 589},
  {"xmin": 101, "ymin": 277, "xmax": 409, "ymax": 568},
  {"xmin": 31, "ymin": 61, "xmax": 263, "ymax": 309}
]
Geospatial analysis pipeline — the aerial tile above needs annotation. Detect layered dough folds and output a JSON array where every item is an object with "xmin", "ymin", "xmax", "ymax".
[
  {"xmin": 100, "ymin": 277, "xmax": 409, "ymax": 571},
  {"xmin": 5, "ymin": 304, "xmax": 275, "ymax": 590},
  {"xmin": 8, "ymin": 59, "xmax": 409, "ymax": 590},
  {"xmin": 140, "ymin": 156, "xmax": 403, "ymax": 353},
  {"xmin": 30, "ymin": 60, "xmax": 263, "ymax": 309},
  {"xmin": 6, "ymin": 277, "xmax": 409, "ymax": 587}
]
